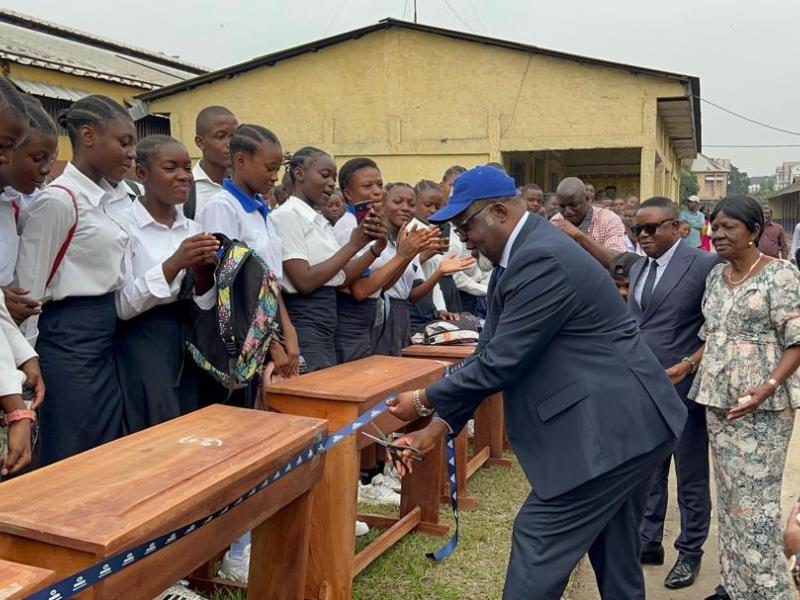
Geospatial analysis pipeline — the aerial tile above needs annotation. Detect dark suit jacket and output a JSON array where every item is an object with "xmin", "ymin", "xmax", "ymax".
[
  {"xmin": 426, "ymin": 214, "xmax": 687, "ymax": 500},
  {"xmin": 627, "ymin": 242, "xmax": 722, "ymax": 400}
]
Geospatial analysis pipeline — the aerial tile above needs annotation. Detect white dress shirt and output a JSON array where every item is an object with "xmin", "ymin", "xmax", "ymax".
[
  {"xmin": 0, "ymin": 288, "xmax": 36, "ymax": 367},
  {"xmin": 192, "ymin": 162, "xmax": 223, "ymax": 217},
  {"xmin": 499, "ymin": 212, "xmax": 530, "ymax": 269},
  {"xmin": 16, "ymin": 162, "xmax": 128, "ymax": 343},
  {"xmin": 115, "ymin": 200, "xmax": 215, "ymax": 320},
  {"xmin": 407, "ymin": 217, "xmax": 446, "ymax": 311},
  {"xmin": 371, "ymin": 237, "xmax": 421, "ymax": 300},
  {"xmin": 269, "ymin": 195, "xmax": 345, "ymax": 294},
  {"xmin": 0, "ymin": 293, "xmax": 26, "ymax": 396},
  {"xmin": 448, "ymin": 227, "xmax": 490, "ymax": 296},
  {"xmin": 105, "ymin": 180, "xmax": 141, "ymax": 215},
  {"xmin": 334, "ymin": 211, "xmax": 357, "ymax": 247},
  {"xmin": 0, "ymin": 188, "xmax": 18, "ymax": 287},
  {"xmin": 633, "ymin": 238, "xmax": 682, "ymax": 307}
]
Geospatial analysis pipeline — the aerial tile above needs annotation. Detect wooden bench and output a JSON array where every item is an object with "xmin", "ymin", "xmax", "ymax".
[
  {"xmin": 401, "ymin": 344, "xmax": 512, "ymax": 511},
  {"xmin": 265, "ymin": 355, "xmax": 449, "ymax": 600},
  {"xmin": 0, "ymin": 559, "xmax": 54, "ymax": 600},
  {"xmin": 0, "ymin": 405, "xmax": 326, "ymax": 600}
]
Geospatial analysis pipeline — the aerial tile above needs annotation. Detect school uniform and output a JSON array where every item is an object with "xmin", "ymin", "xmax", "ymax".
[
  {"xmin": 106, "ymin": 180, "xmax": 142, "ymax": 215},
  {"xmin": 270, "ymin": 195, "xmax": 345, "ymax": 371},
  {"xmin": 191, "ymin": 162, "xmax": 224, "ymax": 218},
  {"xmin": 333, "ymin": 211, "xmax": 357, "ymax": 246},
  {"xmin": 16, "ymin": 162, "xmax": 128, "ymax": 465},
  {"xmin": 115, "ymin": 200, "xmax": 215, "ymax": 433},
  {"xmin": 449, "ymin": 227, "xmax": 489, "ymax": 314},
  {"xmin": 0, "ymin": 188, "xmax": 20, "ymax": 288},
  {"xmin": 369, "ymin": 237, "xmax": 419, "ymax": 356},
  {"xmin": 0, "ymin": 292, "xmax": 28, "ymax": 397},
  {"xmin": 406, "ymin": 218, "xmax": 448, "ymax": 333}
]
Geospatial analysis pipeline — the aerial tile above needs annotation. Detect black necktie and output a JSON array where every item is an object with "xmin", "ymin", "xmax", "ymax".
[
  {"xmin": 491, "ymin": 265, "xmax": 506, "ymax": 286},
  {"xmin": 640, "ymin": 258, "xmax": 658, "ymax": 311}
]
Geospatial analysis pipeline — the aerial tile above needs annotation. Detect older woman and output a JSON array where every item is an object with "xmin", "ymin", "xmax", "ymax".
[{"xmin": 679, "ymin": 196, "xmax": 800, "ymax": 600}]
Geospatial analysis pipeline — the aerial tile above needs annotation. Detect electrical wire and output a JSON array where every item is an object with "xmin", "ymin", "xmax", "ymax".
[
  {"xmin": 441, "ymin": 0, "xmax": 475, "ymax": 32},
  {"xmin": 696, "ymin": 96, "xmax": 800, "ymax": 137},
  {"xmin": 402, "ymin": 0, "xmax": 410, "ymax": 20},
  {"xmin": 466, "ymin": 0, "xmax": 487, "ymax": 33},
  {"xmin": 323, "ymin": 0, "xmax": 349, "ymax": 35}
]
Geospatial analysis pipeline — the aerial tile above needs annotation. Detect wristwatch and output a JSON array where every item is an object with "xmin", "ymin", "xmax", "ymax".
[
  {"xmin": 412, "ymin": 389, "xmax": 433, "ymax": 417},
  {"xmin": 681, "ymin": 356, "xmax": 698, "ymax": 373}
]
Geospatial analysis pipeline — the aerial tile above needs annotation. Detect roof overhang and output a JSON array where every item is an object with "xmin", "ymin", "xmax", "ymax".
[{"xmin": 9, "ymin": 75, "xmax": 88, "ymax": 101}]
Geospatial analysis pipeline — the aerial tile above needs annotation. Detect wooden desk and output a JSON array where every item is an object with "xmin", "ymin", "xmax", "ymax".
[
  {"xmin": 0, "ymin": 405, "xmax": 326, "ymax": 600},
  {"xmin": 0, "ymin": 559, "xmax": 54, "ymax": 600},
  {"xmin": 265, "ymin": 355, "xmax": 448, "ymax": 600},
  {"xmin": 401, "ymin": 344, "xmax": 512, "ymax": 510}
]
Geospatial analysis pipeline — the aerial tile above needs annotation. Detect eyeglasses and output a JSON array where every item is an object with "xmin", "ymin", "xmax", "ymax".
[
  {"xmin": 632, "ymin": 218, "xmax": 677, "ymax": 238},
  {"xmin": 454, "ymin": 203, "xmax": 494, "ymax": 237}
]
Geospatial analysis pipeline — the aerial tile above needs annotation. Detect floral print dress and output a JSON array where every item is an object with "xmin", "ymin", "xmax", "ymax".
[{"xmin": 690, "ymin": 259, "xmax": 800, "ymax": 599}]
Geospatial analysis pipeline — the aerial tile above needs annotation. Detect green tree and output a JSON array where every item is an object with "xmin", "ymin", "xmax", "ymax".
[
  {"xmin": 679, "ymin": 164, "xmax": 698, "ymax": 200},
  {"xmin": 753, "ymin": 176, "xmax": 777, "ymax": 201},
  {"xmin": 727, "ymin": 164, "xmax": 749, "ymax": 196}
]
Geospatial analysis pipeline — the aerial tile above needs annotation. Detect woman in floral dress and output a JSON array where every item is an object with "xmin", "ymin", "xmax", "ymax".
[{"xmin": 681, "ymin": 196, "xmax": 800, "ymax": 600}]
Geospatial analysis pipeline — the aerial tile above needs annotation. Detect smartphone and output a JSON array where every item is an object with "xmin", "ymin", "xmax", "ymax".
[
  {"xmin": 439, "ymin": 222, "xmax": 451, "ymax": 253},
  {"xmin": 354, "ymin": 200, "xmax": 373, "ymax": 224}
]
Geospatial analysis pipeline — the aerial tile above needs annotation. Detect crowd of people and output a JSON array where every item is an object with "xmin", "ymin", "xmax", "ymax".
[{"xmin": 1, "ymin": 78, "xmax": 799, "ymax": 600}]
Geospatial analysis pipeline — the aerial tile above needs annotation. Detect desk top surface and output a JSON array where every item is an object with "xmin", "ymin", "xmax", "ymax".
[
  {"xmin": 265, "ymin": 355, "xmax": 446, "ymax": 403},
  {"xmin": 0, "ymin": 405, "xmax": 326, "ymax": 554},
  {"xmin": 401, "ymin": 344, "xmax": 476, "ymax": 361},
  {"xmin": 0, "ymin": 559, "xmax": 54, "ymax": 599}
]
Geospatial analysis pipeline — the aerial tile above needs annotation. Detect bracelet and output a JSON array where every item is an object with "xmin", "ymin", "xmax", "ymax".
[
  {"xmin": 767, "ymin": 377, "xmax": 781, "ymax": 390},
  {"xmin": 370, "ymin": 245, "xmax": 381, "ymax": 258},
  {"xmin": 2, "ymin": 409, "xmax": 36, "ymax": 426},
  {"xmin": 681, "ymin": 356, "xmax": 698, "ymax": 374},
  {"xmin": 412, "ymin": 389, "xmax": 433, "ymax": 417}
]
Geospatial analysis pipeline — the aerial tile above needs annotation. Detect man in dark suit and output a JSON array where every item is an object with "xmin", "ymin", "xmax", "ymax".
[
  {"xmin": 387, "ymin": 166, "xmax": 687, "ymax": 600},
  {"xmin": 627, "ymin": 196, "xmax": 721, "ymax": 589}
]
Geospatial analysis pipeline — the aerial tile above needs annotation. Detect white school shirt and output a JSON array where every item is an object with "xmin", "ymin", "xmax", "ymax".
[
  {"xmin": 0, "ymin": 288, "xmax": 36, "ymax": 369},
  {"xmin": 269, "ymin": 195, "xmax": 345, "ymax": 294},
  {"xmin": 115, "ymin": 200, "xmax": 215, "ymax": 320},
  {"xmin": 633, "ymin": 238, "xmax": 682, "ymax": 307},
  {"xmin": 448, "ymin": 228, "xmax": 489, "ymax": 297},
  {"xmin": 199, "ymin": 187, "xmax": 283, "ymax": 281},
  {"xmin": 407, "ymin": 218, "xmax": 446, "ymax": 311},
  {"xmin": 334, "ymin": 211, "xmax": 357, "ymax": 246},
  {"xmin": 106, "ymin": 180, "xmax": 141, "ymax": 215},
  {"xmin": 16, "ymin": 162, "xmax": 128, "ymax": 344},
  {"xmin": 0, "ymin": 293, "xmax": 26, "ymax": 396},
  {"xmin": 0, "ymin": 188, "xmax": 19, "ymax": 287},
  {"xmin": 192, "ymin": 162, "xmax": 223, "ymax": 217},
  {"xmin": 371, "ymin": 237, "xmax": 420, "ymax": 300}
]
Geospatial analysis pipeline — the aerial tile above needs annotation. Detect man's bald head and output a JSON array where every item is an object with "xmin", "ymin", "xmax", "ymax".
[
  {"xmin": 556, "ymin": 177, "xmax": 590, "ymax": 226},
  {"xmin": 195, "ymin": 106, "xmax": 236, "ymax": 136}
]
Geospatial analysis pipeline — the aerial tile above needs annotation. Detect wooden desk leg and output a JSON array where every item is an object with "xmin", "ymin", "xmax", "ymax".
[
  {"xmin": 439, "ymin": 429, "xmax": 477, "ymax": 511},
  {"xmin": 249, "ymin": 489, "xmax": 312, "ymax": 600},
  {"xmin": 473, "ymin": 393, "xmax": 512, "ymax": 468},
  {"xmin": 400, "ymin": 418, "xmax": 448, "ymax": 536}
]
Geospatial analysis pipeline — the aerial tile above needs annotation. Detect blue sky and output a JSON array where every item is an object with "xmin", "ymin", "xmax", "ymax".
[{"xmin": 8, "ymin": 0, "xmax": 800, "ymax": 176}]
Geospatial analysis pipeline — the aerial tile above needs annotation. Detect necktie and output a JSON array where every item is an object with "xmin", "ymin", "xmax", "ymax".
[
  {"xmin": 640, "ymin": 258, "xmax": 658, "ymax": 311},
  {"xmin": 491, "ymin": 265, "xmax": 506, "ymax": 286}
]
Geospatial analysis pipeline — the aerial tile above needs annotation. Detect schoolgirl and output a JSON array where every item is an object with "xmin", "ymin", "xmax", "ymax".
[
  {"xmin": 115, "ymin": 135, "xmax": 219, "ymax": 432},
  {"xmin": 16, "ymin": 95, "xmax": 136, "ymax": 464},
  {"xmin": 270, "ymin": 147, "xmax": 383, "ymax": 371}
]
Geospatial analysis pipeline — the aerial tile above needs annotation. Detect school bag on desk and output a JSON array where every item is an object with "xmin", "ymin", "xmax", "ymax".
[
  {"xmin": 409, "ymin": 314, "xmax": 480, "ymax": 346},
  {"xmin": 186, "ymin": 233, "xmax": 282, "ymax": 394}
]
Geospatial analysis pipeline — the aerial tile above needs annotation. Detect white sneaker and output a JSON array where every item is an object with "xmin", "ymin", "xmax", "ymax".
[
  {"xmin": 218, "ymin": 542, "xmax": 250, "ymax": 583},
  {"xmin": 355, "ymin": 520, "xmax": 370, "ymax": 536},
  {"xmin": 358, "ymin": 474, "xmax": 401, "ymax": 506},
  {"xmin": 383, "ymin": 464, "xmax": 402, "ymax": 493},
  {"xmin": 467, "ymin": 419, "xmax": 475, "ymax": 438},
  {"xmin": 154, "ymin": 581, "xmax": 206, "ymax": 600}
]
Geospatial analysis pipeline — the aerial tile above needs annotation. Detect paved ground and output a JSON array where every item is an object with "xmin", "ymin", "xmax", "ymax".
[{"xmin": 569, "ymin": 414, "xmax": 800, "ymax": 600}]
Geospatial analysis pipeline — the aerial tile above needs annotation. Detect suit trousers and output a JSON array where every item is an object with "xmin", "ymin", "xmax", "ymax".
[
  {"xmin": 639, "ymin": 392, "xmax": 711, "ymax": 559},
  {"xmin": 503, "ymin": 439, "xmax": 676, "ymax": 600}
]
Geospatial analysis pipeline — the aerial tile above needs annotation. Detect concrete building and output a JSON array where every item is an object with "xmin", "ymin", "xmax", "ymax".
[
  {"xmin": 769, "ymin": 181, "xmax": 800, "ymax": 232},
  {"xmin": 139, "ymin": 19, "xmax": 701, "ymax": 200},
  {"xmin": 0, "ymin": 9, "xmax": 206, "ymax": 170},
  {"xmin": 775, "ymin": 161, "xmax": 800, "ymax": 191},
  {"xmin": 691, "ymin": 154, "xmax": 730, "ymax": 202}
]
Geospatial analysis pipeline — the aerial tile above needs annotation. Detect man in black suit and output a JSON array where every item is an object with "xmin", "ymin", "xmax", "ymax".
[
  {"xmin": 627, "ymin": 196, "xmax": 721, "ymax": 589},
  {"xmin": 387, "ymin": 166, "xmax": 687, "ymax": 599}
]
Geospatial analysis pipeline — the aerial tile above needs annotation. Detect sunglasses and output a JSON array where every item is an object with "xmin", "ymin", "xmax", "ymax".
[
  {"xmin": 454, "ymin": 203, "xmax": 495, "ymax": 237},
  {"xmin": 632, "ymin": 218, "xmax": 677, "ymax": 238}
]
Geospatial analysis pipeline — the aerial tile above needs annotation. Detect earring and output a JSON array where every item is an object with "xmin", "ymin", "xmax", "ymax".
[{"xmin": 748, "ymin": 241, "xmax": 753, "ymax": 247}]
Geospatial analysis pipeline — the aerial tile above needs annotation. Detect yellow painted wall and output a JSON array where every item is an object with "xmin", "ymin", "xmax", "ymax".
[
  {"xmin": 6, "ymin": 63, "xmax": 143, "ymax": 163},
  {"xmin": 146, "ymin": 28, "xmax": 692, "ymax": 193}
]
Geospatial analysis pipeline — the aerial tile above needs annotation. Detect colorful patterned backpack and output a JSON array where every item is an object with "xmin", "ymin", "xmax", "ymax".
[{"xmin": 186, "ymin": 234, "xmax": 281, "ymax": 391}]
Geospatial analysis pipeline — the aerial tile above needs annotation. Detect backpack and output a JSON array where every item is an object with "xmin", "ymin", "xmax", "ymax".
[
  {"xmin": 409, "ymin": 314, "xmax": 481, "ymax": 346},
  {"xmin": 186, "ymin": 234, "xmax": 281, "ymax": 392}
]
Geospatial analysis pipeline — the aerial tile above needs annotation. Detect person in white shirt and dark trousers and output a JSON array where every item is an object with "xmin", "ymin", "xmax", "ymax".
[
  {"xmin": 15, "ymin": 95, "xmax": 136, "ymax": 465},
  {"xmin": 115, "ymin": 136, "xmax": 218, "ymax": 433}
]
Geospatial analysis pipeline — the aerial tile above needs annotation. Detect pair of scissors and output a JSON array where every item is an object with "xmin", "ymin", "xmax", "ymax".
[{"xmin": 361, "ymin": 423, "xmax": 425, "ymax": 471}]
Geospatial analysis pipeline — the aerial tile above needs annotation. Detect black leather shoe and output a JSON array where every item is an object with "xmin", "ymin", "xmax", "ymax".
[
  {"xmin": 703, "ymin": 584, "xmax": 731, "ymax": 600},
  {"xmin": 640, "ymin": 545, "xmax": 664, "ymax": 565},
  {"xmin": 664, "ymin": 556, "xmax": 701, "ymax": 588}
]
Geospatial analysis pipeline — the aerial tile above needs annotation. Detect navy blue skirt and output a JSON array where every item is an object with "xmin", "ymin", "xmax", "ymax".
[
  {"xmin": 335, "ymin": 291, "xmax": 377, "ymax": 364},
  {"xmin": 283, "ymin": 286, "xmax": 337, "ymax": 372},
  {"xmin": 37, "ymin": 293, "xmax": 124, "ymax": 465},
  {"xmin": 370, "ymin": 297, "xmax": 410, "ymax": 357}
]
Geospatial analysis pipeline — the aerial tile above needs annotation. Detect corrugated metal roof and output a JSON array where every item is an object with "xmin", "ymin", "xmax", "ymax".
[
  {"xmin": 771, "ymin": 182, "xmax": 800, "ymax": 199},
  {"xmin": 0, "ymin": 10, "xmax": 206, "ymax": 90},
  {"xmin": 8, "ymin": 76, "xmax": 88, "ymax": 101}
]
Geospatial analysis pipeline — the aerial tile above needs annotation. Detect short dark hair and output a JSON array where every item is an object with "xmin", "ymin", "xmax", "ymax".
[
  {"xmin": 441, "ymin": 165, "xmax": 466, "ymax": 182},
  {"xmin": 284, "ymin": 146, "xmax": 329, "ymax": 184},
  {"xmin": 229, "ymin": 124, "xmax": 280, "ymax": 158},
  {"xmin": 638, "ymin": 196, "xmax": 679, "ymax": 219},
  {"xmin": 57, "ymin": 95, "xmax": 131, "ymax": 147},
  {"xmin": 414, "ymin": 179, "xmax": 439, "ymax": 195},
  {"xmin": 520, "ymin": 183, "xmax": 542, "ymax": 193},
  {"xmin": 21, "ymin": 95, "xmax": 57, "ymax": 137},
  {"xmin": 195, "ymin": 106, "xmax": 235, "ymax": 135},
  {"xmin": 385, "ymin": 181, "xmax": 414, "ymax": 195},
  {"xmin": 338, "ymin": 157, "xmax": 378, "ymax": 190},
  {"xmin": 136, "ymin": 134, "xmax": 185, "ymax": 167},
  {"xmin": 710, "ymin": 195, "xmax": 765, "ymax": 243}
]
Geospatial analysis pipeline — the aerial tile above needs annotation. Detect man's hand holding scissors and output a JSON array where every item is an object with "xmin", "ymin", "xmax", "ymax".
[{"xmin": 386, "ymin": 390, "xmax": 450, "ymax": 477}]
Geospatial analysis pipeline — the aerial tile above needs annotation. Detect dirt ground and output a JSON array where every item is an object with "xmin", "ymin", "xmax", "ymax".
[{"xmin": 568, "ymin": 413, "xmax": 800, "ymax": 600}]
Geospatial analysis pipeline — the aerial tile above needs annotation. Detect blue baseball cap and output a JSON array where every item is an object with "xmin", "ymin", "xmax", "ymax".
[{"xmin": 429, "ymin": 165, "xmax": 518, "ymax": 223}]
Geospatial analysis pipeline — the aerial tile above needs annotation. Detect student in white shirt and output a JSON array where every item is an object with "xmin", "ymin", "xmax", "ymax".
[
  {"xmin": 0, "ymin": 95, "xmax": 58, "ymax": 325},
  {"xmin": 365, "ymin": 182, "xmax": 474, "ymax": 356},
  {"xmin": 186, "ymin": 106, "xmax": 238, "ymax": 219},
  {"xmin": 16, "ymin": 95, "xmax": 136, "ymax": 465},
  {"xmin": 0, "ymin": 78, "xmax": 41, "ymax": 475},
  {"xmin": 271, "ymin": 147, "xmax": 384, "ymax": 371},
  {"xmin": 200, "ymin": 124, "xmax": 299, "ymax": 382},
  {"xmin": 115, "ymin": 136, "xmax": 219, "ymax": 433}
]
